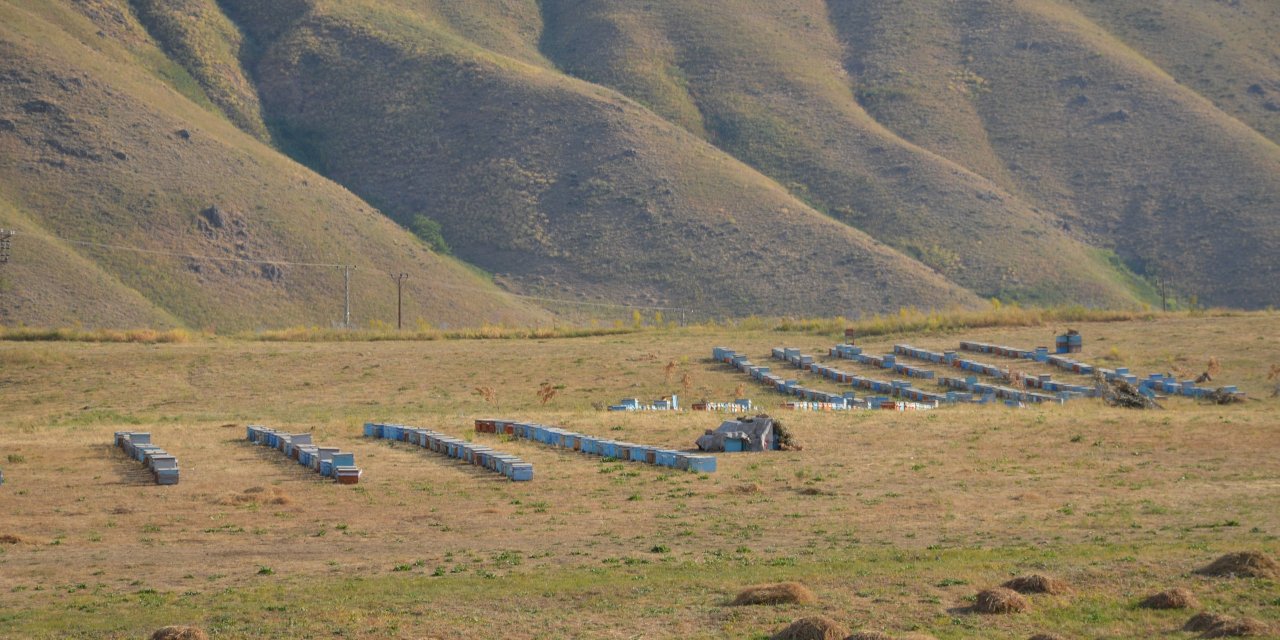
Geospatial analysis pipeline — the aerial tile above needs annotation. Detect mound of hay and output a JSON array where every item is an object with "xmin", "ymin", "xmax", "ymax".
[
  {"xmin": 215, "ymin": 486, "xmax": 292, "ymax": 507},
  {"xmin": 1139, "ymin": 587, "xmax": 1199, "ymax": 610},
  {"xmin": 1185, "ymin": 613, "xmax": 1235, "ymax": 633},
  {"xmin": 1194, "ymin": 552, "xmax": 1279, "ymax": 579},
  {"xmin": 899, "ymin": 635, "xmax": 938, "ymax": 640},
  {"xmin": 1200, "ymin": 617, "xmax": 1270, "ymax": 638},
  {"xmin": 1027, "ymin": 634, "xmax": 1068, "ymax": 640},
  {"xmin": 732, "ymin": 582, "xmax": 817, "ymax": 606},
  {"xmin": 1002, "ymin": 574, "xmax": 1070, "ymax": 595},
  {"xmin": 1094, "ymin": 372, "xmax": 1161, "ymax": 409},
  {"xmin": 0, "ymin": 534, "xmax": 28, "ymax": 545},
  {"xmin": 974, "ymin": 587, "xmax": 1029, "ymax": 614},
  {"xmin": 847, "ymin": 632, "xmax": 893, "ymax": 640},
  {"xmin": 729, "ymin": 483, "xmax": 762, "ymax": 495},
  {"xmin": 150, "ymin": 626, "xmax": 208, "ymax": 640},
  {"xmin": 773, "ymin": 417, "xmax": 802, "ymax": 451},
  {"xmin": 770, "ymin": 615, "xmax": 848, "ymax": 640}
]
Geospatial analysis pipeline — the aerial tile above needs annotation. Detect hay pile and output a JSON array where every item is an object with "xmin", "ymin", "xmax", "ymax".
[
  {"xmin": 847, "ymin": 632, "xmax": 893, "ymax": 640},
  {"xmin": 1185, "ymin": 613, "xmax": 1235, "ymax": 633},
  {"xmin": 772, "ymin": 417, "xmax": 802, "ymax": 451},
  {"xmin": 1027, "ymin": 634, "xmax": 1069, "ymax": 640},
  {"xmin": 1139, "ymin": 587, "xmax": 1199, "ymax": 610},
  {"xmin": 732, "ymin": 582, "xmax": 817, "ymax": 606},
  {"xmin": 974, "ymin": 587, "xmax": 1029, "ymax": 614},
  {"xmin": 770, "ymin": 615, "xmax": 848, "ymax": 640},
  {"xmin": 0, "ymin": 534, "xmax": 30, "ymax": 545},
  {"xmin": 150, "ymin": 626, "xmax": 208, "ymax": 640},
  {"xmin": 1193, "ymin": 616, "xmax": 1271, "ymax": 638},
  {"xmin": 729, "ymin": 483, "xmax": 762, "ymax": 495},
  {"xmin": 1194, "ymin": 551, "xmax": 1279, "ymax": 579},
  {"xmin": 215, "ymin": 486, "xmax": 292, "ymax": 506},
  {"xmin": 1002, "ymin": 574, "xmax": 1070, "ymax": 595},
  {"xmin": 1094, "ymin": 372, "xmax": 1160, "ymax": 409}
]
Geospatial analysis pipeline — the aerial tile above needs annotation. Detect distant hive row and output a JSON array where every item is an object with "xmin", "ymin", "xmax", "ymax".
[
  {"xmin": 246, "ymin": 426, "xmax": 361, "ymax": 484},
  {"xmin": 364, "ymin": 422, "xmax": 533, "ymax": 481},
  {"xmin": 476, "ymin": 419, "xmax": 717, "ymax": 473},
  {"xmin": 114, "ymin": 432, "xmax": 179, "ymax": 485}
]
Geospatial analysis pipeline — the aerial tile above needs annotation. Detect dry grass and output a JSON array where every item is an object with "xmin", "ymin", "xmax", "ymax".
[
  {"xmin": 1139, "ymin": 587, "xmax": 1199, "ymax": 610},
  {"xmin": 1002, "ymin": 575, "xmax": 1071, "ymax": 595},
  {"xmin": 0, "ymin": 534, "xmax": 32, "ymax": 545},
  {"xmin": 847, "ymin": 632, "xmax": 893, "ymax": 640},
  {"xmin": 1194, "ymin": 552, "xmax": 1280, "ymax": 579},
  {"xmin": 1027, "ymin": 634, "xmax": 1069, "ymax": 640},
  {"xmin": 770, "ymin": 616, "xmax": 848, "ymax": 640},
  {"xmin": 974, "ymin": 587, "xmax": 1030, "ymax": 614},
  {"xmin": 0, "ymin": 314, "xmax": 1276, "ymax": 638},
  {"xmin": 214, "ymin": 486, "xmax": 293, "ymax": 506},
  {"xmin": 731, "ymin": 582, "xmax": 817, "ymax": 606}
]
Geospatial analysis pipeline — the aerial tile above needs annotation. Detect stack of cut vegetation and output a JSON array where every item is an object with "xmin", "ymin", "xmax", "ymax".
[
  {"xmin": 215, "ymin": 486, "xmax": 293, "ymax": 506},
  {"xmin": 1002, "ymin": 574, "xmax": 1071, "ymax": 595},
  {"xmin": 847, "ymin": 632, "xmax": 894, "ymax": 640},
  {"xmin": 1185, "ymin": 613, "xmax": 1272, "ymax": 638},
  {"xmin": 0, "ymin": 534, "xmax": 31, "ymax": 545},
  {"xmin": 773, "ymin": 417, "xmax": 803, "ymax": 451},
  {"xmin": 1194, "ymin": 552, "xmax": 1279, "ymax": 579},
  {"xmin": 974, "ymin": 587, "xmax": 1029, "ymax": 614},
  {"xmin": 1094, "ymin": 372, "xmax": 1161, "ymax": 409},
  {"xmin": 1139, "ymin": 587, "xmax": 1199, "ymax": 610},
  {"xmin": 732, "ymin": 582, "xmax": 817, "ymax": 606},
  {"xmin": 150, "ymin": 626, "xmax": 208, "ymax": 640},
  {"xmin": 1027, "ymin": 634, "xmax": 1069, "ymax": 640},
  {"xmin": 770, "ymin": 616, "xmax": 849, "ymax": 640}
]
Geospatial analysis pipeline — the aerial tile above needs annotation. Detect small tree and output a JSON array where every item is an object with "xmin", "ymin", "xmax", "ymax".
[
  {"xmin": 664, "ymin": 360, "xmax": 677, "ymax": 384},
  {"xmin": 473, "ymin": 386, "xmax": 497, "ymax": 407},
  {"xmin": 537, "ymin": 382, "xmax": 558, "ymax": 406},
  {"xmin": 409, "ymin": 215, "xmax": 451, "ymax": 255}
]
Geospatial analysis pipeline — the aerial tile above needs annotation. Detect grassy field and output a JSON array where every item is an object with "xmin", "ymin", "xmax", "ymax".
[{"xmin": 1, "ymin": 313, "xmax": 1278, "ymax": 638}]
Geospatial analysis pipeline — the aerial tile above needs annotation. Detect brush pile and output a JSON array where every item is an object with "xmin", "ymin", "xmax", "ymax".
[{"xmin": 1093, "ymin": 372, "xmax": 1160, "ymax": 409}]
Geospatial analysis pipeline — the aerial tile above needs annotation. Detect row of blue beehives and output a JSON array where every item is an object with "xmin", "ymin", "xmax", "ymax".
[
  {"xmin": 245, "ymin": 426, "xmax": 361, "ymax": 484},
  {"xmin": 476, "ymin": 419, "xmax": 717, "ymax": 472},
  {"xmin": 896, "ymin": 344, "xmax": 1095, "ymax": 399},
  {"xmin": 714, "ymin": 347, "xmax": 857, "ymax": 409},
  {"xmin": 114, "ymin": 432, "xmax": 179, "ymax": 485},
  {"xmin": 719, "ymin": 346, "xmax": 943, "ymax": 408},
  {"xmin": 961, "ymin": 341, "xmax": 1238, "ymax": 399},
  {"xmin": 813, "ymin": 345, "xmax": 935, "ymax": 380},
  {"xmin": 365, "ymin": 422, "xmax": 532, "ymax": 481},
  {"xmin": 608, "ymin": 395, "xmax": 679, "ymax": 412},
  {"xmin": 937, "ymin": 376, "xmax": 1063, "ymax": 404},
  {"xmin": 690, "ymin": 399, "xmax": 754, "ymax": 411},
  {"xmin": 791, "ymin": 347, "xmax": 950, "ymax": 406}
]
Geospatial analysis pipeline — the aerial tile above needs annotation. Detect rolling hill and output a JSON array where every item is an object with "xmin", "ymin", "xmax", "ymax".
[{"xmin": 2, "ymin": 0, "xmax": 1277, "ymax": 328}]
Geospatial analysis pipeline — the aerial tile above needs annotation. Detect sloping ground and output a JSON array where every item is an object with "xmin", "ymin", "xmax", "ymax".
[
  {"xmin": 0, "ymin": 1, "xmax": 547, "ymax": 330},
  {"xmin": 231, "ymin": 0, "xmax": 980, "ymax": 315},
  {"xmin": 828, "ymin": 0, "xmax": 1280, "ymax": 307}
]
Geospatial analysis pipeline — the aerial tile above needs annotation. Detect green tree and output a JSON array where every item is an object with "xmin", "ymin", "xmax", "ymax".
[{"xmin": 410, "ymin": 215, "xmax": 450, "ymax": 255}]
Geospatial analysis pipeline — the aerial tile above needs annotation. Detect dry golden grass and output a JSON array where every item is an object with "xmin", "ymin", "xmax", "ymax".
[
  {"xmin": 1199, "ymin": 617, "xmax": 1272, "ymax": 638},
  {"xmin": 148, "ymin": 626, "xmax": 208, "ymax": 640},
  {"xmin": 0, "ymin": 314, "xmax": 1276, "ymax": 638}
]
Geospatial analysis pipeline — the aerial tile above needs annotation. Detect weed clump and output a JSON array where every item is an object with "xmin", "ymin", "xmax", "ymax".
[
  {"xmin": 732, "ymin": 582, "xmax": 817, "ymax": 606},
  {"xmin": 1139, "ymin": 587, "xmax": 1199, "ymax": 609},
  {"xmin": 0, "ymin": 534, "xmax": 30, "ymax": 544},
  {"xmin": 1194, "ymin": 551, "xmax": 1279, "ymax": 579},
  {"xmin": 150, "ymin": 626, "xmax": 208, "ymax": 640},
  {"xmin": 770, "ymin": 615, "xmax": 848, "ymax": 640},
  {"xmin": 1002, "ymin": 574, "xmax": 1070, "ymax": 595},
  {"xmin": 1027, "ymin": 634, "xmax": 1069, "ymax": 640},
  {"xmin": 974, "ymin": 587, "xmax": 1029, "ymax": 614}
]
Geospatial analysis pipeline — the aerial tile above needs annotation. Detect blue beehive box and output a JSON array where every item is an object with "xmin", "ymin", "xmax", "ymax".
[{"xmin": 510, "ymin": 463, "xmax": 533, "ymax": 482}]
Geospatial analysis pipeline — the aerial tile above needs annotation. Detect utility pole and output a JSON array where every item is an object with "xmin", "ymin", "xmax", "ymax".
[
  {"xmin": 342, "ymin": 265, "xmax": 355, "ymax": 328},
  {"xmin": 392, "ymin": 273, "xmax": 408, "ymax": 330}
]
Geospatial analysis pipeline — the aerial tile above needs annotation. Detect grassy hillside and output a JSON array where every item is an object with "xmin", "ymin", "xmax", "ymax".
[
  {"xmin": 3, "ymin": 0, "xmax": 1278, "ymax": 328},
  {"xmin": 0, "ymin": 1, "xmax": 547, "ymax": 330},
  {"xmin": 229, "ymin": 0, "xmax": 982, "ymax": 316}
]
